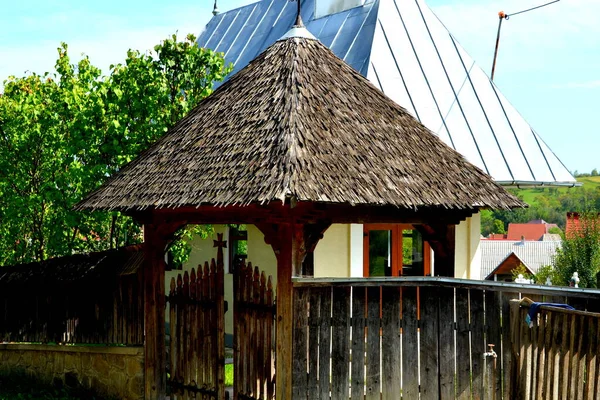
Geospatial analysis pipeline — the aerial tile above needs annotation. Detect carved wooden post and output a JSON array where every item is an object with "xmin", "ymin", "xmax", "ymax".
[
  {"xmin": 256, "ymin": 220, "xmax": 331, "ymax": 399},
  {"xmin": 143, "ymin": 222, "xmax": 177, "ymax": 400}
]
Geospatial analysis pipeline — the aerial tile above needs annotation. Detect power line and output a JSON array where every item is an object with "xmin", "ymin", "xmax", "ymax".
[
  {"xmin": 505, "ymin": 0, "xmax": 561, "ymax": 19},
  {"xmin": 491, "ymin": 0, "xmax": 561, "ymax": 80}
]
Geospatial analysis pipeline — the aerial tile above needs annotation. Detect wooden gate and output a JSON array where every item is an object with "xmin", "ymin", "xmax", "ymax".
[
  {"xmin": 233, "ymin": 262, "xmax": 276, "ymax": 400},
  {"xmin": 167, "ymin": 259, "xmax": 225, "ymax": 400}
]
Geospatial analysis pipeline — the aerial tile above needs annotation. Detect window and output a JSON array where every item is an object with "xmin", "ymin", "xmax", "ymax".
[
  {"xmin": 363, "ymin": 224, "xmax": 430, "ymax": 277},
  {"xmin": 228, "ymin": 225, "xmax": 248, "ymax": 273}
]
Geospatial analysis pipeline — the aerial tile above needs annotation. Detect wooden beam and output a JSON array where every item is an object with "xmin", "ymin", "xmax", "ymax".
[
  {"xmin": 143, "ymin": 222, "xmax": 178, "ymax": 400},
  {"xmin": 132, "ymin": 202, "xmax": 476, "ymax": 226}
]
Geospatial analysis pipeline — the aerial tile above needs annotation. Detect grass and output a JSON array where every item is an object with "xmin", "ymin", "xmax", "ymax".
[
  {"xmin": 0, "ymin": 371, "xmax": 104, "ymax": 400},
  {"xmin": 515, "ymin": 175, "xmax": 600, "ymax": 206},
  {"xmin": 225, "ymin": 363, "xmax": 234, "ymax": 386}
]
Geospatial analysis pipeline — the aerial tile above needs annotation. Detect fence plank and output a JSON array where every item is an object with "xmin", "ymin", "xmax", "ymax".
[
  {"xmin": 438, "ymin": 288, "xmax": 455, "ymax": 400},
  {"xmin": 500, "ymin": 292, "xmax": 519, "ymax": 400},
  {"xmin": 365, "ymin": 286, "xmax": 380, "ymax": 400},
  {"xmin": 381, "ymin": 286, "xmax": 401, "ymax": 400},
  {"xmin": 577, "ymin": 315, "xmax": 587, "ymax": 400},
  {"xmin": 584, "ymin": 316, "xmax": 597, "ymax": 400},
  {"xmin": 318, "ymin": 287, "xmax": 332, "ymax": 400},
  {"xmin": 351, "ymin": 286, "xmax": 366, "ymax": 400},
  {"xmin": 292, "ymin": 287, "xmax": 309, "ymax": 400},
  {"xmin": 266, "ymin": 277, "xmax": 275, "ymax": 400},
  {"xmin": 471, "ymin": 289, "xmax": 485, "ymax": 399},
  {"xmin": 331, "ymin": 286, "xmax": 351, "ymax": 400},
  {"xmin": 485, "ymin": 291, "xmax": 501, "ymax": 400},
  {"xmin": 419, "ymin": 287, "xmax": 439, "ymax": 400},
  {"xmin": 402, "ymin": 287, "xmax": 419, "ymax": 399},
  {"xmin": 456, "ymin": 288, "xmax": 471, "ymax": 400}
]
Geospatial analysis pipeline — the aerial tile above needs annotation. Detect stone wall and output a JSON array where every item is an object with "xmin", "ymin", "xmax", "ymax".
[{"xmin": 0, "ymin": 344, "xmax": 143, "ymax": 400}]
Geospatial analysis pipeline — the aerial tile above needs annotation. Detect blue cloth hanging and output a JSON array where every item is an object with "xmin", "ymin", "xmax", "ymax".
[{"xmin": 526, "ymin": 302, "xmax": 575, "ymax": 327}]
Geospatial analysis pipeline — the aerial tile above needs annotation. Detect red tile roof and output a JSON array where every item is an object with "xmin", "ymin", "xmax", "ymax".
[{"xmin": 506, "ymin": 224, "xmax": 547, "ymax": 241}]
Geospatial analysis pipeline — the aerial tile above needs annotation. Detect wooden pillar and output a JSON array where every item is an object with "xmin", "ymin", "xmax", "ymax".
[
  {"xmin": 257, "ymin": 220, "xmax": 330, "ymax": 399},
  {"xmin": 143, "ymin": 223, "xmax": 175, "ymax": 400},
  {"xmin": 417, "ymin": 224, "xmax": 456, "ymax": 277}
]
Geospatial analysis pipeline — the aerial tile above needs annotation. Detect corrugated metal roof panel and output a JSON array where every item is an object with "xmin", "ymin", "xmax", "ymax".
[
  {"xmin": 197, "ymin": 0, "xmax": 576, "ymax": 186},
  {"xmin": 480, "ymin": 240, "xmax": 561, "ymax": 278}
]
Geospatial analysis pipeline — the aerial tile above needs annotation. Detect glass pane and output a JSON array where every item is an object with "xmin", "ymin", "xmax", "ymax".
[
  {"xmin": 369, "ymin": 230, "xmax": 392, "ymax": 277},
  {"xmin": 402, "ymin": 229, "xmax": 424, "ymax": 276}
]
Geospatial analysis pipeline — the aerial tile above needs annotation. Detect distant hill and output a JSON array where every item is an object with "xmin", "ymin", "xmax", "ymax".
[{"xmin": 516, "ymin": 176, "xmax": 600, "ymax": 206}]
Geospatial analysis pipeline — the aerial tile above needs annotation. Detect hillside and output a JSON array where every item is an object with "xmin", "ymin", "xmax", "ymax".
[{"xmin": 516, "ymin": 176, "xmax": 600, "ymax": 206}]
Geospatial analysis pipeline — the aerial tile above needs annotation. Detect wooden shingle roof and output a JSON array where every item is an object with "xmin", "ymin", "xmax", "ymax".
[{"xmin": 77, "ymin": 32, "xmax": 524, "ymax": 212}]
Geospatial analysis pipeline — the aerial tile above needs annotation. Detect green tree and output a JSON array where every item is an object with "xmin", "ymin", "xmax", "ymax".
[
  {"xmin": 0, "ymin": 34, "xmax": 232, "ymax": 266},
  {"xmin": 553, "ymin": 211, "xmax": 600, "ymax": 288}
]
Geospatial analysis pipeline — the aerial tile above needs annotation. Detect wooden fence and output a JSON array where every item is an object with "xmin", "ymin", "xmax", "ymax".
[
  {"xmin": 167, "ymin": 260, "xmax": 225, "ymax": 400},
  {"xmin": 0, "ymin": 251, "xmax": 144, "ymax": 345},
  {"xmin": 233, "ymin": 262, "xmax": 276, "ymax": 400},
  {"xmin": 512, "ymin": 299, "xmax": 600, "ymax": 399},
  {"xmin": 291, "ymin": 277, "xmax": 600, "ymax": 400}
]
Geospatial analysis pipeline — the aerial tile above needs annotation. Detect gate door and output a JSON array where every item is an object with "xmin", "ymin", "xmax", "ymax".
[
  {"xmin": 233, "ymin": 262, "xmax": 276, "ymax": 400},
  {"xmin": 167, "ymin": 258, "xmax": 225, "ymax": 400}
]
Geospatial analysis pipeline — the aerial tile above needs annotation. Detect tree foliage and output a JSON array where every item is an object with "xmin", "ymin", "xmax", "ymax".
[
  {"xmin": 552, "ymin": 211, "xmax": 600, "ymax": 288},
  {"xmin": 0, "ymin": 34, "xmax": 232, "ymax": 266}
]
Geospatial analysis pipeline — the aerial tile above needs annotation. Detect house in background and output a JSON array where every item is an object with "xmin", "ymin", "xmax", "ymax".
[
  {"xmin": 480, "ymin": 239, "xmax": 561, "ymax": 281},
  {"xmin": 487, "ymin": 219, "xmax": 560, "ymax": 241}
]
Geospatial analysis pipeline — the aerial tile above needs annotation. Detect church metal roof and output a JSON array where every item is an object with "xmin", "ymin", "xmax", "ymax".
[{"xmin": 197, "ymin": 0, "xmax": 576, "ymax": 186}]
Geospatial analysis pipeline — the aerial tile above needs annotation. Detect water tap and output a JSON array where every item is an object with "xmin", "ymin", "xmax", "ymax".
[{"xmin": 483, "ymin": 343, "xmax": 497, "ymax": 359}]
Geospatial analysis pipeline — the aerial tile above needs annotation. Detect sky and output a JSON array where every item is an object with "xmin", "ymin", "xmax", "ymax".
[{"xmin": 0, "ymin": 0, "xmax": 598, "ymax": 175}]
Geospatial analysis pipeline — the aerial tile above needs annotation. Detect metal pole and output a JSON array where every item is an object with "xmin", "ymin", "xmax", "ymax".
[{"xmin": 491, "ymin": 11, "xmax": 506, "ymax": 81}]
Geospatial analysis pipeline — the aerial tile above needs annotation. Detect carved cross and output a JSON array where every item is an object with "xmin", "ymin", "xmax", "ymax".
[{"xmin": 213, "ymin": 233, "xmax": 227, "ymax": 268}]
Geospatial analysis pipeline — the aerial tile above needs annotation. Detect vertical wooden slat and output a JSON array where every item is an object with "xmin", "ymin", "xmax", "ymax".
[
  {"xmin": 331, "ymin": 286, "xmax": 351, "ymax": 400},
  {"xmin": 577, "ymin": 316, "xmax": 588, "ymax": 400},
  {"xmin": 292, "ymin": 287, "xmax": 309, "ymax": 400},
  {"xmin": 470, "ymin": 289, "xmax": 486, "ymax": 399},
  {"xmin": 569, "ymin": 314, "xmax": 581, "ymax": 400},
  {"xmin": 183, "ymin": 271, "xmax": 191, "ymax": 387},
  {"xmin": 381, "ymin": 286, "xmax": 401, "ymax": 400},
  {"xmin": 560, "ymin": 313, "xmax": 574, "ymax": 400},
  {"xmin": 203, "ymin": 262, "xmax": 212, "ymax": 399},
  {"xmin": 419, "ymin": 287, "xmax": 440, "ymax": 400},
  {"xmin": 501, "ymin": 292, "xmax": 519, "ymax": 400},
  {"xmin": 351, "ymin": 286, "xmax": 366, "ymax": 400},
  {"xmin": 456, "ymin": 288, "xmax": 471, "ymax": 400},
  {"xmin": 439, "ymin": 288, "xmax": 456, "ymax": 400},
  {"xmin": 233, "ymin": 262, "xmax": 242, "ymax": 400},
  {"xmin": 402, "ymin": 286, "xmax": 419, "ymax": 399},
  {"xmin": 485, "ymin": 291, "xmax": 502, "ymax": 400},
  {"xmin": 318, "ymin": 287, "xmax": 332, "ymax": 400},
  {"xmin": 365, "ymin": 286, "xmax": 381, "ymax": 400},
  {"xmin": 258, "ymin": 272, "xmax": 266, "ymax": 400},
  {"xmin": 534, "ymin": 307, "xmax": 546, "ymax": 400},
  {"xmin": 266, "ymin": 277, "xmax": 274, "ymax": 400},
  {"xmin": 543, "ymin": 311, "xmax": 554, "ymax": 400},
  {"xmin": 216, "ymin": 259, "xmax": 225, "ymax": 400},
  {"xmin": 169, "ymin": 277, "xmax": 177, "ymax": 387},
  {"xmin": 248, "ymin": 267, "xmax": 258, "ymax": 398},
  {"xmin": 308, "ymin": 287, "xmax": 322, "ymax": 397},
  {"xmin": 584, "ymin": 316, "xmax": 597, "ymax": 400},
  {"xmin": 551, "ymin": 312, "xmax": 563, "ymax": 400}
]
